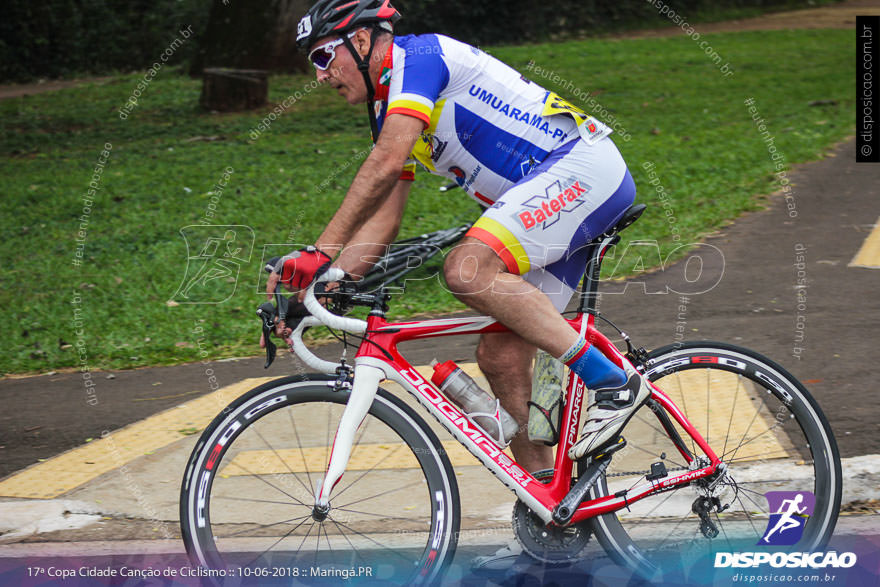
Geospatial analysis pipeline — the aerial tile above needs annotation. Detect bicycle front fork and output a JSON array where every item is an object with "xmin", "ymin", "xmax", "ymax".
[{"xmin": 315, "ymin": 363, "xmax": 384, "ymax": 507}]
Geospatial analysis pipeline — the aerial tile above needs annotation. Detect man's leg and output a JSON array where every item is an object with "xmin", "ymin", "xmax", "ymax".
[
  {"xmin": 445, "ymin": 239, "xmax": 649, "ymax": 459},
  {"xmin": 476, "ymin": 331, "xmax": 553, "ymax": 473},
  {"xmin": 445, "ymin": 240, "xmax": 580, "ymax": 357}
]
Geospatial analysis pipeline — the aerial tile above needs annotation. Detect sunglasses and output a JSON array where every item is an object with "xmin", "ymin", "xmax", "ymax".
[{"xmin": 308, "ymin": 30, "xmax": 359, "ymax": 71}]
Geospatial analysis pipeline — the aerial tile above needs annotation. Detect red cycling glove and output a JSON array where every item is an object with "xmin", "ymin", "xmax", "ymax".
[{"xmin": 276, "ymin": 246, "xmax": 332, "ymax": 291}]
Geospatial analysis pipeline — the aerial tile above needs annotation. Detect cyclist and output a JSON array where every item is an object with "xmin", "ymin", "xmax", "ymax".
[{"xmin": 266, "ymin": 0, "xmax": 651, "ymax": 564}]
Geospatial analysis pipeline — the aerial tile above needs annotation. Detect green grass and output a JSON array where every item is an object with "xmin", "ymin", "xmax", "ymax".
[{"xmin": 0, "ymin": 29, "xmax": 854, "ymax": 374}]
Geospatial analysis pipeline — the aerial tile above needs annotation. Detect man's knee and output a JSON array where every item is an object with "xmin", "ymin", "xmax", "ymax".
[{"xmin": 443, "ymin": 238, "xmax": 504, "ymax": 297}]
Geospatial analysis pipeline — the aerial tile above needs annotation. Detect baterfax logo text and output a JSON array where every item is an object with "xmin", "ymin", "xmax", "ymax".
[{"xmin": 714, "ymin": 551, "xmax": 857, "ymax": 569}]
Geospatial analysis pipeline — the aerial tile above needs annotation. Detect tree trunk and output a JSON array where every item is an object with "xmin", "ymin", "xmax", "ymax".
[
  {"xmin": 190, "ymin": 0, "xmax": 310, "ymax": 76},
  {"xmin": 200, "ymin": 68, "xmax": 268, "ymax": 111}
]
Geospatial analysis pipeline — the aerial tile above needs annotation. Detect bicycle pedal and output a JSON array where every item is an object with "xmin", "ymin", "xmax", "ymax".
[{"xmin": 594, "ymin": 436, "xmax": 627, "ymax": 459}]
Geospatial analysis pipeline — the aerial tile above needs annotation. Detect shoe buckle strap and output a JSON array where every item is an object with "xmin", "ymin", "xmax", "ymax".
[{"xmin": 595, "ymin": 389, "xmax": 631, "ymax": 403}]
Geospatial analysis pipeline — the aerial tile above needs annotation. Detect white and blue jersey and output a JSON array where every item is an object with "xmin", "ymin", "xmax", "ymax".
[
  {"xmin": 374, "ymin": 34, "xmax": 613, "ymax": 205},
  {"xmin": 372, "ymin": 33, "xmax": 635, "ymax": 310}
]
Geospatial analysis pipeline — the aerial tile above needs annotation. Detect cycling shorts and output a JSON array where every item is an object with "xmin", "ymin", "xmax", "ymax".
[{"xmin": 464, "ymin": 136, "xmax": 636, "ymax": 311}]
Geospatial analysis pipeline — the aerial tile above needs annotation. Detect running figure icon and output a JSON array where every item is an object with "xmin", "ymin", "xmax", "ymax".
[
  {"xmin": 760, "ymin": 491, "xmax": 815, "ymax": 546},
  {"xmin": 763, "ymin": 494, "xmax": 806, "ymax": 543}
]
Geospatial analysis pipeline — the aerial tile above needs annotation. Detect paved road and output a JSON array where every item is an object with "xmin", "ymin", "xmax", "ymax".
[
  {"xmin": 2, "ymin": 137, "xmax": 878, "ymax": 482},
  {"xmin": 0, "ymin": 136, "xmax": 877, "ymax": 557}
]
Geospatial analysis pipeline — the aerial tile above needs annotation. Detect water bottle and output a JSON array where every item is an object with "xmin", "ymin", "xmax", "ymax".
[{"xmin": 431, "ymin": 360, "xmax": 519, "ymax": 446}]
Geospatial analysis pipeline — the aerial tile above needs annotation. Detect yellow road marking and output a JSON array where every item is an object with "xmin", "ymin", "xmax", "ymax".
[
  {"xmin": 0, "ymin": 377, "xmax": 275, "ymax": 499},
  {"xmin": 652, "ymin": 369, "xmax": 787, "ymax": 463},
  {"xmin": 0, "ymin": 360, "xmax": 790, "ymax": 499},
  {"xmin": 850, "ymin": 217, "xmax": 880, "ymax": 268},
  {"xmin": 219, "ymin": 440, "xmax": 486, "ymax": 477},
  {"xmin": 0, "ymin": 364, "xmax": 486, "ymax": 500}
]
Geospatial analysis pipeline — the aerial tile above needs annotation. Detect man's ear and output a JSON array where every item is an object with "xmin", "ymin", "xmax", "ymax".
[{"xmin": 354, "ymin": 28, "xmax": 372, "ymax": 57}]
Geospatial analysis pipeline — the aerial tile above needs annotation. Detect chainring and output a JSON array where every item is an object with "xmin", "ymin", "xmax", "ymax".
[{"xmin": 512, "ymin": 469, "xmax": 592, "ymax": 564}]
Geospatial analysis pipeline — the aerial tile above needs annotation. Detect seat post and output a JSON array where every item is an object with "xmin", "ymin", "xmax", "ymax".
[
  {"xmin": 575, "ymin": 203, "xmax": 645, "ymax": 314},
  {"xmin": 577, "ymin": 235, "xmax": 620, "ymax": 314}
]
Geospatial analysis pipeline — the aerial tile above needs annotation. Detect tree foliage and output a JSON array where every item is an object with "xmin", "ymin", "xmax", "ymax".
[
  {"xmin": 0, "ymin": 0, "xmax": 838, "ymax": 82},
  {"xmin": 190, "ymin": 0, "xmax": 310, "ymax": 76},
  {"xmin": 0, "ymin": 0, "xmax": 208, "ymax": 81},
  {"xmin": 394, "ymin": 0, "xmax": 836, "ymax": 45}
]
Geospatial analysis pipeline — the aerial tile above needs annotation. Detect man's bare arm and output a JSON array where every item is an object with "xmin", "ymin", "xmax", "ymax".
[
  {"xmin": 315, "ymin": 113, "xmax": 424, "ymax": 257},
  {"xmin": 333, "ymin": 178, "xmax": 412, "ymax": 280}
]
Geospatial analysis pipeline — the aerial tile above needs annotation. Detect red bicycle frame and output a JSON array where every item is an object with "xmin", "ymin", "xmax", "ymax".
[{"xmin": 344, "ymin": 309, "xmax": 722, "ymax": 526}]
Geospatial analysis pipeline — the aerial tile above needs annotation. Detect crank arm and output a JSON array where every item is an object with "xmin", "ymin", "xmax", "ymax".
[{"xmin": 552, "ymin": 437, "xmax": 627, "ymax": 525}]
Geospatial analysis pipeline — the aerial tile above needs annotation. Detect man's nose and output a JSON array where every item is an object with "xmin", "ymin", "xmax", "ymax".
[{"xmin": 315, "ymin": 67, "xmax": 330, "ymax": 83}]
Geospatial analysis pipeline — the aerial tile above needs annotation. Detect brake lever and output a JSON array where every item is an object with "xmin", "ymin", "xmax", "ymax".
[{"xmin": 257, "ymin": 301, "xmax": 278, "ymax": 369}]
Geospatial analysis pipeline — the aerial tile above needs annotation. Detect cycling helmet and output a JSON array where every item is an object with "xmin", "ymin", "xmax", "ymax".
[{"xmin": 296, "ymin": 0, "xmax": 401, "ymax": 51}]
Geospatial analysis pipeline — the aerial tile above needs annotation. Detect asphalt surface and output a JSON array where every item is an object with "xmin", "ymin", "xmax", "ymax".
[{"xmin": 1, "ymin": 137, "xmax": 877, "ymax": 480}]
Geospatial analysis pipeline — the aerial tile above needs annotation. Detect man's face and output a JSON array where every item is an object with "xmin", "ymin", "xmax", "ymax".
[{"xmin": 310, "ymin": 29, "xmax": 372, "ymax": 105}]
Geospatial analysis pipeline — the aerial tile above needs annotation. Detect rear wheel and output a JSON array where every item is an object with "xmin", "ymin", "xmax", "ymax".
[
  {"xmin": 180, "ymin": 375, "xmax": 460, "ymax": 585},
  {"xmin": 588, "ymin": 342, "xmax": 841, "ymax": 579}
]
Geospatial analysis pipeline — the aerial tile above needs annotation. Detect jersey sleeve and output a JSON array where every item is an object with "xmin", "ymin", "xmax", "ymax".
[
  {"xmin": 387, "ymin": 36, "xmax": 450, "ymax": 126},
  {"xmin": 400, "ymin": 159, "xmax": 416, "ymax": 181}
]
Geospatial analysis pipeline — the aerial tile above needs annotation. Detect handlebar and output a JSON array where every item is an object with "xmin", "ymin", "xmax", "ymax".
[
  {"xmin": 303, "ymin": 269, "xmax": 368, "ymax": 335},
  {"xmin": 258, "ymin": 220, "xmax": 472, "ymax": 370},
  {"xmin": 258, "ymin": 268, "xmax": 369, "ymax": 373}
]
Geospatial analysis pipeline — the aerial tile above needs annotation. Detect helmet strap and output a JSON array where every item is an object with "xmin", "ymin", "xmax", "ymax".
[{"xmin": 341, "ymin": 27, "xmax": 383, "ymax": 143}]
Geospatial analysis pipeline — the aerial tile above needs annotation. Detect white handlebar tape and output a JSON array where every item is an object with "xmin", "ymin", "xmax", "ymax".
[
  {"xmin": 289, "ymin": 317, "xmax": 341, "ymax": 373},
  {"xmin": 303, "ymin": 268, "xmax": 368, "ymax": 335}
]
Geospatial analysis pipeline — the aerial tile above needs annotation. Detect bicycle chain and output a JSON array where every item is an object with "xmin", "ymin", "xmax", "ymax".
[{"xmin": 605, "ymin": 465, "xmax": 691, "ymax": 479}]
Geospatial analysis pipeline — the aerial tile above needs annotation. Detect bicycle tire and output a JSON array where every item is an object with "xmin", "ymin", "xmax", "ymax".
[
  {"xmin": 180, "ymin": 374, "xmax": 460, "ymax": 585},
  {"xmin": 588, "ymin": 342, "xmax": 841, "ymax": 579}
]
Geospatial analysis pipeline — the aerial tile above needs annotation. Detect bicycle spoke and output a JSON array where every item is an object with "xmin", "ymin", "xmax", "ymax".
[
  {"xmin": 706, "ymin": 368, "xmax": 710, "ymax": 450},
  {"xmin": 224, "ymin": 459, "xmax": 310, "ymax": 508},
  {"xmin": 721, "ymin": 375, "xmax": 744, "ymax": 461},
  {"xmin": 332, "ymin": 506, "xmax": 425, "ymax": 522},
  {"xmin": 335, "ymin": 479, "xmax": 426, "ymax": 510},
  {"xmin": 330, "ymin": 517, "xmax": 370, "ymax": 566},
  {"xmin": 214, "ymin": 495, "xmax": 308, "ymax": 507},
  {"xmin": 712, "ymin": 509, "xmax": 733, "ymax": 551},
  {"xmin": 734, "ymin": 493, "xmax": 764, "ymax": 540},
  {"xmin": 622, "ymin": 489, "xmax": 679, "ymax": 528},
  {"xmin": 294, "ymin": 519, "xmax": 317, "ymax": 556},
  {"xmin": 725, "ymin": 396, "xmax": 765, "ymax": 465},
  {"xmin": 633, "ymin": 412, "xmax": 691, "ymax": 466},
  {"xmin": 634, "ymin": 412, "xmax": 668, "ymax": 440},
  {"xmin": 723, "ymin": 419, "xmax": 784, "ymax": 462},
  {"xmin": 737, "ymin": 486, "xmax": 769, "ymax": 516},
  {"xmin": 313, "ymin": 520, "xmax": 320, "ymax": 568},
  {"xmin": 734, "ymin": 482, "xmax": 784, "ymax": 497},
  {"xmin": 289, "ymin": 407, "xmax": 315, "ymax": 495},
  {"xmin": 671, "ymin": 373, "xmax": 698, "ymax": 457},
  {"xmin": 653, "ymin": 505, "xmax": 698, "ymax": 552},
  {"xmin": 221, "ymin": 513, "xmax": 312, "ymax": 539},
  {"xmin": 331, "ymin": 441, "xmax": 408, "ymax": 502},
  {"xmin": 331, "ymin": 518, "xmax": 415, "ymax": 564},
  {"xmin": 724, "ymin": 449, "xmax": 793, "ymax": 464},
  {"xmin": 250, "ymin": 423, "xmax": 313, "ymax": 498},
  {"xmin": 626, "ymin": 441, "xmax": 687, "ymax": 470},
  {"xmin": 321, "ymin": 519, "xmax": 335, "ymax": 559},
  {"xmin": 245, "ymin": 515, "xmax": 312, "ymax": 567}
]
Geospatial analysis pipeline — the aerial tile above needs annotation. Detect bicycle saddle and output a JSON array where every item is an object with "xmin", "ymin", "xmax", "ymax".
[{"xmin": 607, "ymin": 203, "xmax": 646, "ymax": 236}]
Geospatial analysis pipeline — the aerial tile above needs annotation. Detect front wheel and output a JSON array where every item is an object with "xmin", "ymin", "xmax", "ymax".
[
  {"xmin": 588, "ymin": 342, "xmax": 842, "ymax": 579},
  {"xmin": 180, "ymin": 375, "xmax": 460, "ymax": 585}
]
